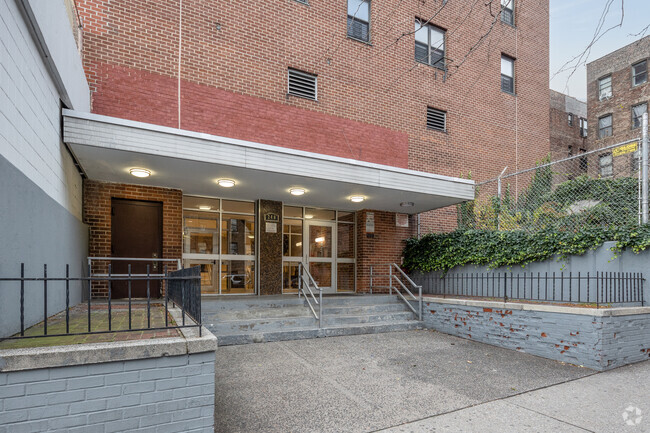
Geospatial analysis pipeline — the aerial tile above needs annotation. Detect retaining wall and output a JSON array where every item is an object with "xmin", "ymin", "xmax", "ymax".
[
  {"xmin": 0, "ymin": 315, "xmax": 216, "ymax": 433},
  {"xmin": 414, "ymin": 298, "xmax": 650, "ymax": 371},
  {"xmin": 412, "ymin": 241, "xmax": 650, "ymax": 302}
]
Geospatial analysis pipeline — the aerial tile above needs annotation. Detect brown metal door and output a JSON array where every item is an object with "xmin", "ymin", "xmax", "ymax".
[{"xmin": 111, "ymin": 199, "xmax": 163, "ymax": 298}]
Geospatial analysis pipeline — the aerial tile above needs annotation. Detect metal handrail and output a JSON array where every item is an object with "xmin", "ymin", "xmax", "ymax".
[
  {"xmin": 298, "ymin": 262, "xmax": 323, "ymax": 328},
  {"xmin": 370, "ymin": 263, "xmax": 422, "ymax": 321}
]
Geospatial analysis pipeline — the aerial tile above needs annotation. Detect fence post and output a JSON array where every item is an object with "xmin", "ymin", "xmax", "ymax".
[
  {"xmin": 497, "ymin": 166, "xmax": 507, "ymax": 230},
  {"xmin": 642, "ymin": 112, "xmax": 648, "ymax": 224}
]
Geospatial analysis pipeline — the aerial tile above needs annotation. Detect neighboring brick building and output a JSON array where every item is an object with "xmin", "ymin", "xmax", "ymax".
[
  {"xmin": 587, "ymin": 35, "xmax": 649, "ymax": 178},
  {"xmin": 62, "ymin": 0, "xmax": 550, "ymax": 295},
  {"xmin": 550, "ymin": 90, "xmax": 588, "ymax": 160}
]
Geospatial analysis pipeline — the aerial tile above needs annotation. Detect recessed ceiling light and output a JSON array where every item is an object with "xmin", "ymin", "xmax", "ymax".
[
  {"xmin": 198, "ymin": 205, "xmax": 212, "ymax": 211},
  {"xmin": 217, "ymin": 179, "xmax": 236, "ymax": 188},
  {"xmin": 129, "ymin": 168, "xmax": 151, "ymax": 178},
  {"xmin": 350, "ymin": 196, "xmax": 365, "ymax": 203},
  {"xmin": 315, "ymin": 236, "xmax": 325, "ymax": 243},
  {"xmin": 304, "ymin": 214, "xmax": 313, "ymax": 219},
  {"xmin": 400, "ymin": 202, "xmax": 415, "ymax": 207},
  {"xmin": 290, "ymin": 188, "xmax": 306, "ymax": 196}
]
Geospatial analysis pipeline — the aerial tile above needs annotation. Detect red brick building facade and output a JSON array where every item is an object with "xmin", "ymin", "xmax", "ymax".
[
  {"xmin": 72, "ymin": 0, "xmax": 550, "ymax": 295},
  {"xmin": 586, "ymin": 36, "xmax": 649, "ymax": 177}
]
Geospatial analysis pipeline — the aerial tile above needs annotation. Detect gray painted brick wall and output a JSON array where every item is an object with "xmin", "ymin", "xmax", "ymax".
[
  {"xmin": 420, "ymin": 300, "xmax": 650, "ymax": 371},
  {"xmin": 0, "ymin": 351, "xmax": 215, "ymax": 433}
]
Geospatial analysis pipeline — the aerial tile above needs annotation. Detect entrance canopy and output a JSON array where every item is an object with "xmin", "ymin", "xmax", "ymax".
[{"xmin": 63, "ymin": 110, "xmax": 474, "ymax": 214}]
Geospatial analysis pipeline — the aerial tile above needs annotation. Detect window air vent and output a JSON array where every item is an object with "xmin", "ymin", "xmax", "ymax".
[
  {"xmin": 288, "ymin": 68, "xmax": 317, "ymax": 100},
  {"xmin": 427, "ymin": 107, "xmax": 446, "ymax": 131}
]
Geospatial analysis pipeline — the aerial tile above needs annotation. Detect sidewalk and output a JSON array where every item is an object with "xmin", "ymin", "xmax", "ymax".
[
  {"xmin": 214, "ymin": 329, "xmax": 648, "ymax": 432},
  {"xmin": 377, "ymin": 359, "xmax": 650, "ymax": 432}
]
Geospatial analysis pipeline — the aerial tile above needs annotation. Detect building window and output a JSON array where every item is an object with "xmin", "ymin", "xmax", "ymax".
[
  {"xmin": 598, "ymin": 114, "xmax": 612, "ymax": 139},
  {"xmin": 501, "ymin": 0, "xmax": 514, "ymax": 25},
  {"xmin": 288, "ymin": 68, "xmax": 317, "ymax": 101},
  {"xmin": 632, "ymin": 60, "xmax": 648, "ymax": 86},
  {"xmin": 599, "ymin": 153, "xmax": 613, "ymax": 177},
  {"xmin": 632, "ymin": 102, "xmax": 647, "ymax": 129},
  {"xmin": 598, "ymin": 75, "xmax": 612, "ymax": 100},
  {"xmin": 579, "ymin": 118, "xmax": 588, "ymax": 137},
  {"xmin": 568, "ymin": 113, "xmax": 574, "ymax": 126},
  {"xmin": 414, "ymin": 20, "xmax": 445, "ymax": 69},
  {"xmin": 347, "ymin": 0, "xmax": 370, "ymax": 42},
  {"xmin": 501, "ymin": 55, "xmax": 514, "ymax": 93},
  {"xmin": 426, "ymin": 107, "xmax": 447, "ymax": 132}
]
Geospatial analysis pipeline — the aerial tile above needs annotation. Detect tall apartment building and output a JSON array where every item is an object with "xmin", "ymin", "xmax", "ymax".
[
  {"xmin": 587, "ymin": 35, "xmax": 649, "ymax": 178},
  {"xmin": 549, "ymin": 90, "xmax": 588, "ymax": 160},
  {"xmin": 2, "ymin": 0, "xmax": 550, "ymax": 303}
]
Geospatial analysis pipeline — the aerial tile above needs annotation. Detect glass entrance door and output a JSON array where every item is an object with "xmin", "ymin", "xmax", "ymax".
[{"xmin": 306, "ymin": 221, "xmax": 336, "ymax": 294}]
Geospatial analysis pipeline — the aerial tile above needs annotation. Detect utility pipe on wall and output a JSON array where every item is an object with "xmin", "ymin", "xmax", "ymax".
[{"xmin": 642, "ymin": 112, "xmax": 648, "ymax": 224}]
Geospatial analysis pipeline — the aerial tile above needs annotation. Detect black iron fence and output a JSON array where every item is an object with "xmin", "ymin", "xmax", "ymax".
[
  {"xmin": 413, "ymin": 271, "xmax": 644, "ymax": 307},
  {"xmin": 167, "ymin": 266, "xmax": 202, "ymax": 328},
  {"xmin": 0, "ymin": 263, "xmax": 202, "ymax": 340}
]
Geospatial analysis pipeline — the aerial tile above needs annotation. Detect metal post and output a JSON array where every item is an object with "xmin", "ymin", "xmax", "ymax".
[
  {"xmin": 389, "ymin": 264, "xmax": 392, "ymax": 295},
  {"xmin": 43, "ymin": 264, "xmax": 47, "ymax": 335},
  {"xmin": 369, "ymin": 265, "xmax": 373, "ymax": 294},
  {"xmin": 418, "ymin": 285, "xmax": 422, "ymax": 321},
  {"xmin": 318, "ymin": 288, "xmax": 322, "ymax": 328},
  {"xmin": 298, "ymin": 263, "xmax": 302, "ymax": 299},
  {"xmin": 497, "ymin": 166, "xmax": 508, "ymax": 231},
  {"xmin": 642, "ymin": 112, "xmax": 648, "ymax": 224},
  {"xmin": 20, "ymin": 263, "xmax": 25, "ymax": 336}
]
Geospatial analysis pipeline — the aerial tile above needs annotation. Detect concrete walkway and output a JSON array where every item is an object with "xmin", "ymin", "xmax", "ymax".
[{"xmin": 214, "ymin": 329, "xmax": 650, "ymax": 432}]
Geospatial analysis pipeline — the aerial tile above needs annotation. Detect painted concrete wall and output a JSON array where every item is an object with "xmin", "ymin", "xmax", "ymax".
[
  {"xmin": 0, "ymin": 0, "xmax": 90, "ymax": 336},
  {"xmin": 412, "ymin": 241, "xmax": 650, "ymax": 302},
  {"xmin": 0, "ymin": 0, "xmax": 86, "ymax": 219},
  {"xmin": 0, "ymin": 155, "xmax": 88, "ymax": 338},
  {"xmin": 0, "ymin": 351, "xmax": 215, "ymax": 432},
  {"xmin": 418, "ymin": 299, "xmax": 650, "ymax": 371}
]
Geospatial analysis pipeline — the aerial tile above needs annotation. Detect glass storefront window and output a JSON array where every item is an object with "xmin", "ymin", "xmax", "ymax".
[
  {"xmin": 337, "ymin": 222, "xmax": 354, "ymax": 259},
  {"xmin": 337, "ymin": 263, "xmax": 355, "ymax": 292},
  {"xmin": 284, "ymin": 206, "xmax": 303, "ymax": 218},
  {"xmin": 338, "ymin": 211, "xmax": 355, "ymax": 223},
  {"xmin": 282, "ymin": 261, "xmax": 300, "ymax": 293},
  {"xmin": 305, "ymin": 208, "xmax": 335, "ymax": 221},
  {"xmin": 283, "ymin": 219, "xmax": 303, "ymax": 257},
  {"xmin": 220, "ymin": 260, "xmax": 255, "ymax": 294},
  {"xmin": 221, "ymin": 214, "xmax": 255, "ymax": 255},
  {"xmin": 184, "ymin": 212, "xmax": 219, "ymax": 254},
  {"xmin": 222, "ymin": 200, "xmax": 255, "ymax": 213},
  {"xmin": 183, "ymin": 196, "xmax": 220, "ymax": 211}
]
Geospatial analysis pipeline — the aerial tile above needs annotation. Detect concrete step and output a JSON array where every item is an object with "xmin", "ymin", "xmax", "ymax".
[
  {"xmin": 320, "ymin": 303, "xmax": 411, "ymax": 315},
  {"xmin": 206, "ymin": 305, "xmax": 311, "ymax": 321},
  {"xmin": 206, "ymin": 315, "xmax": 318, "ymax": 334},
  {"xmin": 322, "ymin": 311, "xmax": 416, "ymax": 326},
  {"xmin": 216, "ymin": 320, "xmax": 423, "ymax": 346}
]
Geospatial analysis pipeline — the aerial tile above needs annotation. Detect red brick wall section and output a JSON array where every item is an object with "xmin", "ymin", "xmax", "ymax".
[
  {"xmin": 356, "ymin": 210, "xmax": 416, "ymax": 293},
  {"xmin": 77, "ymin": 0, "xmax": 550, "ymax": 233},
  {"xmin": 84, "ymin": 180, "xmax": 182, "ymax": 298}
]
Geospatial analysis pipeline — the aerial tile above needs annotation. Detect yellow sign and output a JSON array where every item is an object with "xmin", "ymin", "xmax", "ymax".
[{"xmin": 613, "ymin": 142, "xmax": 638, "ymax": 157}]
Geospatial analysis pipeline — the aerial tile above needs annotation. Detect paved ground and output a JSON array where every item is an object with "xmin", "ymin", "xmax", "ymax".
[{"xmin": 213, "ymin": 329, "xmax": 650, "ymax": 432}]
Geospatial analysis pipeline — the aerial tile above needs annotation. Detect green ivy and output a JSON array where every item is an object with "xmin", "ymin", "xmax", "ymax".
[{"xmin": 403, "ymin": 224, "xmax": 650, "ymax": 273}]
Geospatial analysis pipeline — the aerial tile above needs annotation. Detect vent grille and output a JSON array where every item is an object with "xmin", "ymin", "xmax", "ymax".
[
  {"xmin": 427, "ymin": 107, "xmax": 446, "ymax": 131},
  {"xmin": 288, "ymin": 68, "xmax": 317, "ymax": 100}
]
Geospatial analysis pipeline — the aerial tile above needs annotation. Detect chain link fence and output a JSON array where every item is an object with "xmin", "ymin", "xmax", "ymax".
[{"xmin": 457, "ymin": 137, "xmax": 646, "ymax": 233}]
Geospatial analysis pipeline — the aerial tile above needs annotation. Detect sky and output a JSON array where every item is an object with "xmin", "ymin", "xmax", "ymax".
[{"xmin": 549, "ymin": 0, "xmax": 650, "ymax": 102}]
